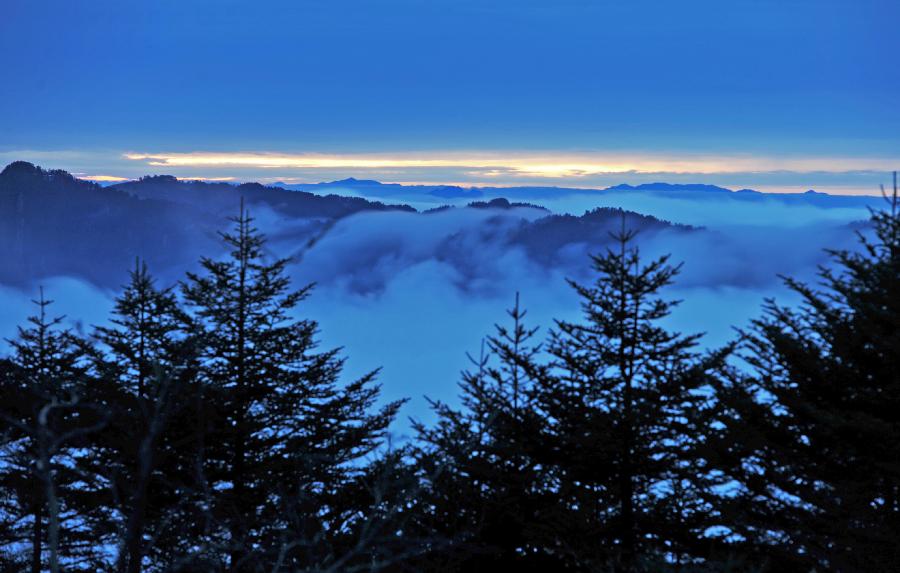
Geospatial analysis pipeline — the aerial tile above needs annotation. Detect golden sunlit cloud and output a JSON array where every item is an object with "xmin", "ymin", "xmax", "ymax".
[
  {"xmin": 124, "ymin": 151, "xmax": 899, "ymax": 178},
  {"xmin": 78, "ymin": 174, "xmax": 130, "ymax": 182}
]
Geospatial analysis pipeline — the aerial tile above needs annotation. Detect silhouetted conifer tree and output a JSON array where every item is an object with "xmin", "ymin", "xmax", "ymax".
[
  {"xmin": 709, "ymin": 174, "xmax": 900, "ymax": 571},
  {"xmin": 0, "ymin": 291, "xmax": 106, "ymax": 573},
  {"xmin": 0, "ymin": 356, "xmax": 28, "ymax": 572},
  {"xmin": 412, "ymin": 294, "xmax": 564, "ymax": 571},
  {"xmin": 180, "ymin": 204, "xmax": 404, "ymax": 571},
  {"xmin": 86, "ymin": 261, "xmax": 200, "ymax": 573},
  {"xmin": 532, "ymin": 221, "xmax": 728, "ymax": 571}
]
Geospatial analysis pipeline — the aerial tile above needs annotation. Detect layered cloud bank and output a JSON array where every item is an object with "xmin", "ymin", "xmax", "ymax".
[{"xmin": 284, "ymin": 204, "xmax": 861, "ymax": 426}]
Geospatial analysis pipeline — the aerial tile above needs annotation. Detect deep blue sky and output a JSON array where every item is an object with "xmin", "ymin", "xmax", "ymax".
[{"xmin": 1, "ymin": 0, "xmax": 898, "ymax": 190}]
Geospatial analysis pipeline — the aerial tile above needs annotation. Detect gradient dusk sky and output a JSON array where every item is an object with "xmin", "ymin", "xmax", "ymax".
[{"xmin": 1, "ymin": 0, "xmax": 898, "ymax": 192}]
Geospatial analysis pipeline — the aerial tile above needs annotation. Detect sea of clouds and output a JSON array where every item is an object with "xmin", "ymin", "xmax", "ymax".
[{"xmin": 0, "ymin": 186, "xmax": 878, "ymax": 433}]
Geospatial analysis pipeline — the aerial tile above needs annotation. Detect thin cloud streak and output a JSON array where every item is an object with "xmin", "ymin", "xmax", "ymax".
[
  {"xmin": 77, "ymin": 174, "xmax": 130, "ymax": 182},
  {"xmin": 124, "ymin": 150, "xmax": 900, "ymax": 178}
]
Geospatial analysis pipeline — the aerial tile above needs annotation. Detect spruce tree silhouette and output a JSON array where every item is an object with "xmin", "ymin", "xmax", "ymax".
[
  {"xmin": 710, "ymin": 173, "xmax": 900, "ymax": 571},
  {"xmin": 413, "ymin": 294, "xmax": 564, "ymax": 571},
  {"xmin": 532, "ymin": 216, "xmax": 728, "ymax": 571},
  {"xmin": 180, "ymin": 201, "xmax": 404, "ymax": 571},
  {"xmin": 0, "ymin": 291, "xmax": 106, "ymax": 573},
  {"xmin": 87, "ymin": 261, "xmax": 199, "ymax": 573}
]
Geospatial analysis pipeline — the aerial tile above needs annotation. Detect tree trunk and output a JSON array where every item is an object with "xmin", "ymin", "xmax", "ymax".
[
  {"xmin": 31, "ymin": 495, "xmax": 43, "ymax": 573},
  {"xmin": 620, "ymin": 379, "xmax": 635, "ymax": 572},
  {"xmin": 618, "ymin": 230, "xmax": 637, "ymax": 572},
  {"xmin": 230, "ymin": 205, "xmax": 249, "ymax": 573},
  {"xmin": 121, "ymin": 432, "xmax": 157, "ymax": 573}
]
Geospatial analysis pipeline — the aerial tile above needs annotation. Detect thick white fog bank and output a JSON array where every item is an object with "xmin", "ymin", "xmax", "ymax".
[
  {"xmin": 285, "ymin": 207, "xmax": 551, "ymax": 295},
  {"xmin": 290, "ymin": 190, "xmax": 876, "ymax": 399},
  {"xmin": 273, "ymin": 201, "xmax": 865, "ymax": 428}
]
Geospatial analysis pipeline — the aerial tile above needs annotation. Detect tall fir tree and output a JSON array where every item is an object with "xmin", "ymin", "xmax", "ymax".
[
  {"xmin": 0, "ymin": 291, "xmax": 106, "ymax": 573},
  {"xmin": 532, "ymin": 219, "xmax": 728, "ymax": 571},
  {"xmin": 0, "ymin": 356, "xmax": 24, "ymax": 571},
  {"xmin": 180, "ymin": 203, "xmax": 404, "ymax": 571},
  {"xmin": 87, "ymin": 261, "xmax": 200, "ymax": 573},
  {"xmin": 709, "ymin": 175, "xmax": 900, "ymax": 571},
  {"xmin": 412, "ymin": 294, "xmax": 564, "ymax": 571}
]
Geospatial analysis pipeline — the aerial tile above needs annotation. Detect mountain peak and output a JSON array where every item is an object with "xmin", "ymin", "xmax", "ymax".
[
  {"xmin": 325, "ymin": 177, "xmax": 383, "ymax": 186},
  {"xmin": 137, "ymin": 174, "xmax": 179, "ymax": 184},
  {"xmin": 466, "ymin": 197, "xmax": 549, "ymax": 211},
  {"xmin": 0, "ymin": 161, "xmax": 40, "ymax": 178},
  {"xmin": 605, "ymin": 182, "xmax": 734, "ymax": 193},
  {"xmin": 0, "ymin": 161, "xmax": 95, "ymax": 193}
]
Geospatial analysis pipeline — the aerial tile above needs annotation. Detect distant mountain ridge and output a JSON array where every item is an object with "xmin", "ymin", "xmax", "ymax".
[
  {"xmin": 274, "ymin": 177, "xmax": 883, "ymax": 208},
  {"xmin": 87, "ymin": 171, "xmax": 882, "ymax": 208},
  {"xmin": 605, "ymin": 182, "xmax": 734, "ymax": 193},
  {"xmin": 110, "ymin": 174, "xmax": 415, "ymax": 218}
]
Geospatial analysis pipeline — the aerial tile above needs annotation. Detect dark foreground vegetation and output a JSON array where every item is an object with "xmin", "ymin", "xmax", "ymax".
[{"xmin": 1, "ymin": 176, "xmax": 898, "ymax": 573}]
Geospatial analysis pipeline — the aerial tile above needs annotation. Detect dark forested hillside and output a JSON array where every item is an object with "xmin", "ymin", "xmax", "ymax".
[
  {"xmin": 0, "ymin": 162, "xmax": 214, "ymax": 287},
  {"xmin": 510, "ymin": 207, "xmax": 692, "ymax": 266},
  {"xmin": 0, "ymin": 163, "xmax": 415, "ymax": 287},
  {"xmin": 111, "ymin": 175, "xmax": 415, "ymax": 219}
]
